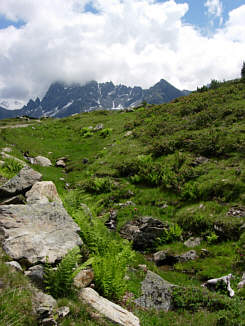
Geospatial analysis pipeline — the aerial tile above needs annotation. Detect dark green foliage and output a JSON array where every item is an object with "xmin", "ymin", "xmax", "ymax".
[
  {"xmin": 80, "ymin": 177, "xmax": 114, "ymax": 194},
  {"xmin": 241, "ymin": 61, "xmax": 245, "ymax": 81}
]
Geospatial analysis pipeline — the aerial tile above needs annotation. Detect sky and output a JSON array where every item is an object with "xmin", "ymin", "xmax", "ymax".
[{"xmin": 0, "ymin": 0, "xmax": 245, "ymax": 108}]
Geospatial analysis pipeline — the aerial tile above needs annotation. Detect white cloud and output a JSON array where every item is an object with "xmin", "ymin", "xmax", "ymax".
[
  {"xmin": 204, "ymin": 0, "xmax": 223, "ymax": 18},
  {"xmin": 0, "ymin": 0, "xmax": 245, "ymax": 103}
]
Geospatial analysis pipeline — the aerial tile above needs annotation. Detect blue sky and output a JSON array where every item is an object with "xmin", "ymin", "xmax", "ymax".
[
  {"xmin": 0, "ymin": 0, "xmax": 245, "ymax": 105},
  {"xmin": 174, "ymin": 0, "xmax": 245, "ymax": 31}
]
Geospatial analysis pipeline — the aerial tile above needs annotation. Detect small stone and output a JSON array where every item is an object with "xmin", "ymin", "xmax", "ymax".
[
  {"xmin": 138, "ymin": 264, "xmax": 148, "ymax": 272},
  {"xmin": 73, "ymin": 268, "xmax": 94, "ymax": 289},
  {"xmin": 25, "ymin": 265, "xmax": 44, "ymax": 289},
  {"xmin": 57, "ymin": 306, "xmax": 70, "ymax": 318},
  {"xmin": 184, "ymin": 237, "xmax": 202, "ymax": 248},
  {"xmin": 200, "ymin": 249, "xmax": 209, "ymax": 258},
  {"xmin": 93, "ymin": 123, "xmax": 104, "ymax": 131},
  {"xmin": 124, "ymin": 131, "xmax": 133, "ymax": 137},
  {"xmin": 56, "ymin": 160, "xmax": 66, "ymax": 168},
  {"xmin": 34, "ymin": 156, "xmax": 52, "ymax": 167},
  {"xmin": 5, "ymin": 261, "xmax": 23, "ymax": 272},
  {"xmin": 41, "ymin": 317, "xmax": 57, "ymax": 326},
  {"xmin": 178, "ymin": 250, "xmax": 198, "ymax": 262}
]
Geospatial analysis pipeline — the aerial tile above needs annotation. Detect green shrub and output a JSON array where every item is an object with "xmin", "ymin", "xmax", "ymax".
[
  {"xmin": 80, "ymin": 177, "xmax": 114, "ymax": 194},
  {"xmin": 98, "ymin": 128, "xmax": 112, "ymax": 138},
  {"xmin": 44, "ymin": 247, "xmax": 81, "ymax": 298},
  {"xmin": 158, "ymin": 223, "xmax": 183, "ymax": 244},
  {"xmin": 0, "ymin": 157, "xmax": 24, "ymax": 178},
  {"xmin": 93, "ymin": 240, "xmax": 135, "ymax": 300}
]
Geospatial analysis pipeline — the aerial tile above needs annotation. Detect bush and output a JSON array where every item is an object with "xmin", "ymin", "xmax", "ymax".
[
  {"xmin": 93, "ymin": 240, "xmax": 135, "ymax": 300},
  {"xmin": 0, "ymin": 157, "xmax": 24, "ymax": 178},
  {"xmin": 80, "ymin": 177, "xmax": 114, "ymax": 194},
  {"xmin": 44, "ymin": 247, "xmax": 81, "ymax": 298},
  {"xmin": 98, "ymin": 128, "xmax": 112, "ymax": 138}
]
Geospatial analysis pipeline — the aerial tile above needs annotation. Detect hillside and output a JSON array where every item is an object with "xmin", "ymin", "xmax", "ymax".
[
  {"xmin": 0, "ymin": 78, "xmax": 245, "ymax": 325},
  {"xmin": 0, "ymin": 79, "xmax": 187, "ymax": 119}
]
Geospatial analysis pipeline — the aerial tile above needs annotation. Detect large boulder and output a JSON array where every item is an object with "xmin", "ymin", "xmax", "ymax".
[
  {"xmin": 135, "ymin": 270, "xmax": 176, "ymax": 311},
  {"xmin": 120, "ymin": 217, "xmax": 169, "ymax": 250},
  {"xmin": 0, "ymin": 166, "xmax": 42, "ymax": 199},
  {"xmin": 25, "ymin": 181, "xmax": 63, "ymax": 205},
  {"xmin": 0, "ymin": 202, "xmax": 82, "ymax": 265},
  {"xmin": 79, "ymin": 287, "xmax": 140, "ymax": 326}
]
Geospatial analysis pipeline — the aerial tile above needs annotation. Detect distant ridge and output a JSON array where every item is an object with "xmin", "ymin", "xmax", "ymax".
[{"xmin": 0, "ymin": 79, "xmax": 188, "ymax": 119}]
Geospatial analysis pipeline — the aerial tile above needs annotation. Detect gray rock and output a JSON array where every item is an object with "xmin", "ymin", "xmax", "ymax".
[
  {"xmin": 74, "ymin": 268, "xmax": 94, "ymax": 289},
  {"xmin": 34, "ymin": 156, "xmax": 52, "ymax": 167},
  {"xmin": 238, "ymin": 272, "xmax": 245, "ymax": 289},
  {"xmin": 93, "ymin": 123, "xmax": 104, "ymax": 131},
  {"xmin": 55, "ymin": 159, "xmax": 66, "ymax": 168},
  {"xmin": 25, "ymin": 181, "xmax": 63, "ymax": 205},
  {"xmin": 0, "ymin": 166, "xmax": 42, "ymax": 199},
  {"xmin": 41, "ymin": 318, "xmax": 57, "ymax": 326},
  {"xmin": 32, "ymin": 289, "xmax": 57, "ymax": 319},
  {"xmin": 5, "ymin": 261, "xmax": 23, "ymax": 272},
  {"xmin": 0, "ymin": 202, "xmax": 82, "ymax": 264},
  {"xmin": 153, "ymin": 250, "xmax": 198, "ymax": 266},
  {"xmin": 178, "ymin": 250, "xmax": 198, "ymax": 262},
  {"xmin": 135, "ymin": 270, "xmax": 176, "ymax": 311},
  {"xmin": 153, "ymin": 251, "xmax": 168, "ymax": 265},
  {"xmin": 79, "ymin": 287, "xmax": 140, "ymax": 326},
  {"xmin": 57, "ymin": 306, "xmax": 70, "ymax": 318},
  {"xmin": 124, "ymin": 131, "xmax": 133, "ymax": 137},
  {"xmin": 227, "ymin": 206, "xmax": 245, "ymax": 217},
  {"xmin": 25, "ymin": 265, "xmax": 44, "ymax": 288},
  {"xmin": 2, "ymin": 147, "xmax": 12, "ymax": 153},
  {"xmin": 184, "ymin": 237, "xmax": 202, "ymax": 248},
  {"xmin": 120, "ymin": 217, "xmax": 169, "ymax": 250}
]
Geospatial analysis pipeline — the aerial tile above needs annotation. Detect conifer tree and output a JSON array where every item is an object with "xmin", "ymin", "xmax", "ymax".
[{"xmin": 241, "ymin": 61, "xmax": 245, "ymax": 81}]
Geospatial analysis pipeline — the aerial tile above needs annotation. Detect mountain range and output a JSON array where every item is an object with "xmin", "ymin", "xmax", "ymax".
[{"xmin": 0, "ymin": 79, "xmax": 189, "ymax": 119}]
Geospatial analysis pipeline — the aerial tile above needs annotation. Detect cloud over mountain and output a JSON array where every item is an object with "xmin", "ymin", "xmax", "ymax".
[{"xmin": 0, "ymin": 0, "xmax": 245, "ymax": 102}]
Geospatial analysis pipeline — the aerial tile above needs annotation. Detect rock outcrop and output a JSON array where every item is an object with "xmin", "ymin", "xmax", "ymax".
[
  {"xmin": 0, "ymin": 166, "xmax": 42, "ymax": 199},
  {"xmin": 0, "ymin": 202, "xmax": 82, "ymax": 265},
  {"xmin": 120, "ymin": 217, "xmax": 169, "ymax": 250},
  {"xmin": 135, "ymin": 270, "xmax": 176, "ymax": 311}
]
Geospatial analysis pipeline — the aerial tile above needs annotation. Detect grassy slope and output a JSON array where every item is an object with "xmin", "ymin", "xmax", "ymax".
[{"xmin": 0, "ymin": 79, "xmax": 245, "ymax": 325}]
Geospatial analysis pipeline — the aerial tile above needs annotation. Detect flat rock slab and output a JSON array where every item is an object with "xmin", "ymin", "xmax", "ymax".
[
  {"xmin": 0, "ymin": 166, "xmax": 42, "ymax": 199},
  {"xmin": 135, "ymin": 270, "xmax": 176, "ymax": 311},
  {"xmin": 0, "ymin": 202, "xmax": 82, "ymax": 265},
  {"xmin": 79, "ymin": 287, "xmax": 140, "ymax": 326}
]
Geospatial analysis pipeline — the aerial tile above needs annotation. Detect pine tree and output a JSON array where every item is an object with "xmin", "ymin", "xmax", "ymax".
[{"xmin": 241, "ymin": 61, "xmax": 245, "ymax": 81}]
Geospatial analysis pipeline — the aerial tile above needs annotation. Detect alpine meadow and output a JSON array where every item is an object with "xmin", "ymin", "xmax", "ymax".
[{"xmin": 0, "ymin": 75, "xmax": 245, "ymax": 326}]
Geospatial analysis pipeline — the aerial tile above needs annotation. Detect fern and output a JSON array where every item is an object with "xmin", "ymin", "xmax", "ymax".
[{"xmin": 44, "ymin": 246, "xmax": 81, "ymax": 298}]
